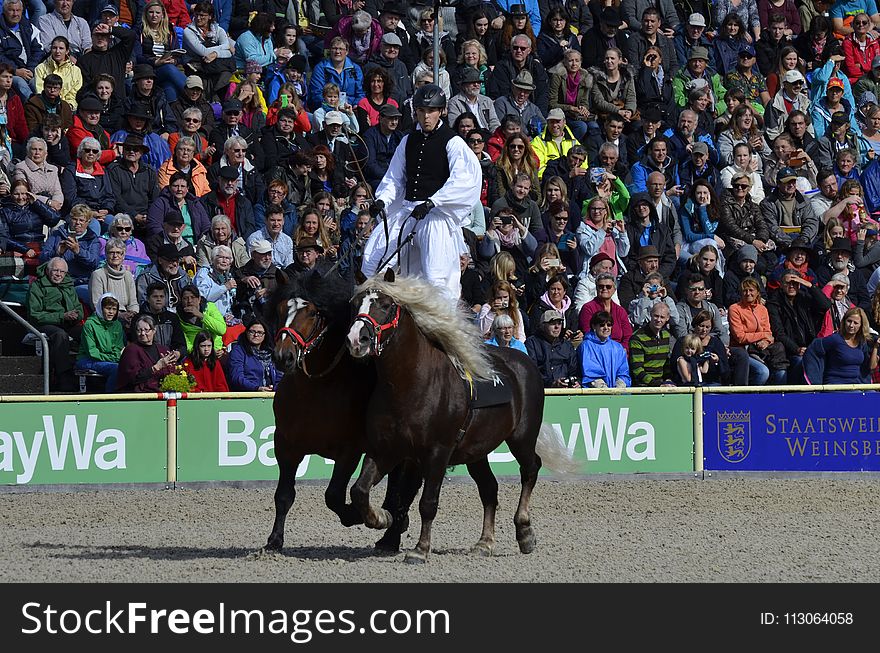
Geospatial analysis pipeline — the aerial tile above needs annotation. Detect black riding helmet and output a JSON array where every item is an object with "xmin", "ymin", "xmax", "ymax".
[{"xmin": 413, "ymin": 83, "xmax": 447, "ymax": 109}]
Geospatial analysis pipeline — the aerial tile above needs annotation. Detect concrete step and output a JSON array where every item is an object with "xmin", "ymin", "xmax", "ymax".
[
  {"xmin": 0, "ymin": 373, "xmax": 44, "ymax": 395},
  {"xmin": 1, "ymin": 355, "xmax": 41, "ymax": 374}
]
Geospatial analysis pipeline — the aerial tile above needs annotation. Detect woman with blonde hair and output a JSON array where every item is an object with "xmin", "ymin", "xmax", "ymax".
[
  {"xmin": 718, "ymin": 103, "xmax": 771, "ymax": 168},
  {"xmin": 495, "ymin": 133, "xmax": 540, "ymax": 200},
  {"xmin": 805, "ymin": 307, "xmax": 879, "ymax": 384},
  {"xmin": 451, "ymin": 39, "xmax": 489, "ymax": 95},
  {"xmin": 549, "ymin": 49, "xmax": 591, "ymax": 144},
  {"xmin": 138, "ymin": 0, "xmax": 186, "ymax": 102},
  {"xmin": 293, "ymin": 205, "xmax": 333, "ymax": 255},
  {"xmin": 478, "ymin": 279, "xmax": 526, "ymax": 342},
  {"xmin": 541, "ymin": 175, "xmax": 569, "ymax": 212}
]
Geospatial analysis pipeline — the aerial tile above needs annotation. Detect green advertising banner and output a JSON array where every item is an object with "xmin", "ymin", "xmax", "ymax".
[
  {"xmin": 540, "ymin": 394, "xmax": 695, "ymax": 474},
  {"xmin": 176, "ymin": 398, "xmax": 339, "ymax": 482},
  {"xmin": 0, "ymin": 401, "xmax": 167, "ymax": 485},
  {"xmin": 175, "ymin": 393, "xmax": 696, "ymax": 482}
]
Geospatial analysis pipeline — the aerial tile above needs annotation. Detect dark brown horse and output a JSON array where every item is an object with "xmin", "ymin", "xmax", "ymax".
[
  {"xmin": 264, "ymin": 269, "xmax": 418, "ymax": 552},
  {"xmin": 346, "ymin": 270, "xmax": 574, "ymax": 563}
]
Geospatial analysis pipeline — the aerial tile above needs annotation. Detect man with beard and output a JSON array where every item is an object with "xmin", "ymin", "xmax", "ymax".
[
  {"xmin": 760, "ymin": 166, "xmax": 821, "ymax": 248},
  {"xmin": 821, "ymin": 237, "xmax": 870, "ymax": 310},
  {"xmin": 233, "ymin": 240, "xmax": 278, "ymax": 321}
]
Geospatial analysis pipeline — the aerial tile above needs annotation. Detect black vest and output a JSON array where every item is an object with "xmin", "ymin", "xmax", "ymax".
[{"xmin": 404, "ymin": 123, "xmax": 454, "ymax": 202}]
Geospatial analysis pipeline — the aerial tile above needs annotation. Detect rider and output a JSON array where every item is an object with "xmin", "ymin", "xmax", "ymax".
[{"xmin": 361, "ymin": 83, "xmax": 482, "ymax": 302}]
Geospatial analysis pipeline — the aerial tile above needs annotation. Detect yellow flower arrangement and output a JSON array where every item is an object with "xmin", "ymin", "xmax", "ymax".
[{"xmin": 159, "ymin": 364, "xmax": 197, "ymax": 393}]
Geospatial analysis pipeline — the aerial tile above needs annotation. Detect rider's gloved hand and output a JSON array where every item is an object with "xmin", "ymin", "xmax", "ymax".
[
  {"xmin": 369, "ymin": 199, "xmax": 385, "ymax": 219},
  {"xmin": 411, "ymin": 199, "xmax": 435, "ymax": 220}
]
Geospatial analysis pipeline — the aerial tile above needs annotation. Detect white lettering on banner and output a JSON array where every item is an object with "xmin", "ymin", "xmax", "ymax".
[
  {"xmin": 217, "ymin": 411, "xmax": 316, "ymax": 476},
  {"xmin": 0, "ymin": 415, "xmax": 126, "ymax": 483},
  {"xmin": 552, "ymin": 407, "xmax": 656, "ymax": 461}
]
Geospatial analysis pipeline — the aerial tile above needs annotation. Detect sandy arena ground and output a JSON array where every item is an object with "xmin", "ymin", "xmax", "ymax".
[{"xmin": 1, "ymin": 476, "xmax": 879, "ymax": 583}]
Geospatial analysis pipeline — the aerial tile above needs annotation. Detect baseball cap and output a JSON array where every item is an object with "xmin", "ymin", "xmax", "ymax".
[
  {"xmin": 222, "ymin": 98, "xmax": 243, "ymax": 113},
  {"xmin": 378, "ymin": 104, "xmax": 402, "ymax": 118},
  {"xmin": 776, "ymin": 166, "xmax": 798, "ymax": 183},
  {"xmin": 547, "ymin": 108, "xmax": 565, "ymax": 121},
  {"xmin": 827, "ymin": 77, "xmax": 845, "ymax": 90},
  {"xmin": 157, "ymin": 243, "xmax": 182, "ymax": 260},
  {"xmin": 324, "ymin": 110, "xmax": 345, "ymax": 125},
  {"xmin": 688, "ymin": 13, "xmax": 706, "ymax": 27},
  {"xmin": 691, "ymin": 141, "xmax": 709, "ymax": 156},
  {"xmin": 782, "ymin": 69, "xmax": 805, "ymax": 84},
  {"xmin": 100, "ymin": 3, "xmax": 118, "ymax": 15},
  {"xmin": 251, "ymin": 239, "xmax": 273, "ymax": 255},
  {"xmin": 738, "ymin": 46, "xmax": 756, "ymax": 58},
  {"xmin": 859, "ymin": 90, "xmax": 878, "ymax": 107},
  {"xmin": 541, "ymin": 309, "xmax": 564, "ymax": 324},
  {"xmin": 184, "ymin": 75, "xmax": 204, "ymax": 89},
  {"xmin": 830, "ymin": 110, "xmax": 849, "ymax": 126},
  {"xmin": 381, "ymin": 32, "xmax": 402, "ymax": 47}
]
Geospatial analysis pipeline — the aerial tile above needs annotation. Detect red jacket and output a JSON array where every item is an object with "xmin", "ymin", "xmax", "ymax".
[
  {"xmin": 161, "ymin": 0, "xmax": 192, "ymax": 28},
  {"xmin": 842, "ymin": 34, "xmax": 880, "ymax": 83},
  {"xmin": 67, "ymin": 115, "xmax": 116, "ymax": 166},
  {"xmin": 487, "ymin": 126, "xmax": 506, "ymax": 162},
  {"xmin": 184, "ymin": 358, "xmax": 229, "ymax": 392},
  {"xmin": 4, "ymin": 92, "xmax": 28, "ymax": 144}
]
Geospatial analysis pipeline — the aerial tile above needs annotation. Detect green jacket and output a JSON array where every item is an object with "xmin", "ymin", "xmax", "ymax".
[
  {"xmin": 583, "ymin": 177, "xmax": 631, "ymax": 223},
  {"xmin": 672, "ymin": 70, "xmax": 727, "ymax": 116},
  {"xmin": 26, "ymin": 261, "xmax": 83, "ymax": 327},
  {"xmin": 179, "ymin": 301, "xmax": 227, "ymax": 353},
  {"xmin": 78, "ymin": 313, "xmax": 125, "ymax": 362}
]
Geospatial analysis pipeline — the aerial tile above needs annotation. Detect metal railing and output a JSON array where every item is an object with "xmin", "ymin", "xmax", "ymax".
[{"xmin": 0, "ymin": 300, "xmax": 49, "ymax": 395}]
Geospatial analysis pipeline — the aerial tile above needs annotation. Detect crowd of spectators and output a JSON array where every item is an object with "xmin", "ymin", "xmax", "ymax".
[{"xmin": 3, "ymin": 0, "xmax": 880, "ymax": 392}]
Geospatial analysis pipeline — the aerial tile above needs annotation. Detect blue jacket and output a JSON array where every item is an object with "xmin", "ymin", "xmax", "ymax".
[
  {"xmin": 226, "ymin": 337, "xmax": 281, "ymax": 391},
  {"xmin": 0, "ymin": 16, "xmax": 40, "ymax": 71},
  {"xmin": 254, "ymin": 198, "xmax": 297, "ymax": 237},
  {"xmin": 485, "ymin": 336, "xmax": 528, "ymax": 353},
  {"xmin": 362, "ymin": 125, "xmax": 403, "ymax": 191},
  {"xmin": 214, "ymin": 0, "xmax": 232, "ymax": 32},
  {"xmin": 67, "ymin": 164, "xmax": 116, "ymax": 213},
  {"xmin": 678, "ymin": 199, "xmax": 719, "ymax": 243},
  {"xmin": 110, "ymin": 129, "xmax": 172, "ymax": 170},
  {"xmin": 0, "ymin": 198, "xmax": 61, "ymax": 252},
  {"xmin": 234, "ymin": 30, "xmax": 276, "ymax": 70},
  {"xmin": 308, "ymin": 57, "xmax": 365, "ymax": 111},
  {"xmin": 578, "ymin": 331, "xmax": 631, "ymax": 388},
  {"xmin": 40, "ymin": 224, "xmax": 101, "ymax": 283},
  {"xmin": 861, "ymin": 157, "xmax": 880, "ymax": 213}
]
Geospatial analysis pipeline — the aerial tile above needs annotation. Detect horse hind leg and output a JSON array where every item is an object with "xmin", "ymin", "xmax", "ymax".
[
  {"xmin": 350, "ymin": 456, "xmax": 394, "ymax": 530},
  {"xmin": 509, "ymin": 439, "xmax": 542, "ymax": 554},
  {"xmin": 264, "ymin": 453, "xmax": 301, "ymax": 552},
  {"xmin": 375, "ymin": 460, "xmax": 423, "ymax": 553},
  {"xmin": 466, "ymin": 458, "xmax": 498, "ymax": 557}
]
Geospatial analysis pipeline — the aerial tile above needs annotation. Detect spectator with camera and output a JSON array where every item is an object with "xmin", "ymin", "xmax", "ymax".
[
  {"xmin": 672, "ymin": 310, "xmax": 735, "ymax": 385},
  {"xmin": 629, "ymin": 301, "xmax": 675, "ymax": 387},
  {"xmin": 576, "ymin": 196, "xmax": 630, "ymax": 279},
  {"xmin": 479, "ymin": 204, "xmax": 539, "ymax": 283},
  {"xmin": 525, "ymin": 309, "xmax": 581, "ymax": 388},
  {"xmin": 676, "ymin": 271, "xmax": 729, "ymax": 343},
  {"xmin": 628, "ymin": 270, "xmax": 680, "ymax": 329}
]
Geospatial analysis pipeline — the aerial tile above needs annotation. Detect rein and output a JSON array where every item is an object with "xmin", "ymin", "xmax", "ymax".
[
  {"xmin": 276, "ymin": 315, "xmax": 334, "ymax": 377},
  {"xmin": 355, "ymin": 304, "xmax": 401, "ymax": 356}
]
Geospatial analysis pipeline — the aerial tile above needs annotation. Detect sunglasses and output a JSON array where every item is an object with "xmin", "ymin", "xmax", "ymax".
[
  {"xmin": 184, "ymin": 117, "xmax": 201, "ymax": 122},
  {"xmin": 511, "ymin": 45, "xmax": 528, "ymax": 51},
  {"xmin": 733, "ymin": 183, "xmax": 750, "ymax": 190},
  {"xmin": 508, "ymin": 144, "xmax": 525, "ymax": 150},
  {"xmin": 597, "ymin": 284, "xmax": 614, "ymax": 290},
  {"xmin": 115, "ymin": 226, "xmax": 132, "ymax": 232},
  {"xmin": 82, "ymin": 148, "xmax": 100, "ymax": 154},
  {"xmin": 468, "ymin": 138, "xmax": 483, "ymax": 144}
]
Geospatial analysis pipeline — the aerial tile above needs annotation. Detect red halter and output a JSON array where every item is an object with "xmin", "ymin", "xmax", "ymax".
[
  {"xmin": 276, "ymin": 312, "xmax": 327, "ymax": 363},
  {"xmin": 355, "ymin": 304, "xmax": 401, "ymax": 355}
]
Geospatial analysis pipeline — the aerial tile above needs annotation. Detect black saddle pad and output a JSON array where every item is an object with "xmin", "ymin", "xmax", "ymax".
[{"xmin": 469, "ymin": 372, "xmax": 512, "ymax": 409}]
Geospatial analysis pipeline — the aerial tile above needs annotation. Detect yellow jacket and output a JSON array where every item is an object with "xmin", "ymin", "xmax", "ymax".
[
  {"xmin": 531, "ymin": 123, "xmax": 578, "ymax": 179},
  {"xmin": 35, "ymin": 57, "xmax": 83, "ymax": 110}
]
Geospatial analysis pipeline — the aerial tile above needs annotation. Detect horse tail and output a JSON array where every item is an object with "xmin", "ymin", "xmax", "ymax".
[{"xmin": 535, "ymin": 422, "xmax": 581, "ymax": 476}]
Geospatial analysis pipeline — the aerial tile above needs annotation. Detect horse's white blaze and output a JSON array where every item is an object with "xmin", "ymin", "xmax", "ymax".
[
  {"xmin": 347, "ymin": 292, "xmax": 378, "ymax": 352},
  {"xmin": 286, "ymin": 297, "xmax": 307, "ymax": 329}
]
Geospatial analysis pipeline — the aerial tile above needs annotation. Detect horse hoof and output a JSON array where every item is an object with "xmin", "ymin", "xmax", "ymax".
[
  {"xmin": 264, "ymin": 536, "xmax": 283, "ymax": 552},
  {"xmin": 339, "ymin": 505, "xmax": 363, "ymax": 528},
  {"xmin": 374, "ymin": 535, "xmax": 401, "ymax": 553},
  {"xmin": 404, "ymin": 550, "xmax": 428, "ymax": 564},
  {"xmin": 517, "ymin": 532, "xmax": 537, "ymax": 554},
  {"xmin": 470, "ymin": 542, "xmax": 493, "ymax": 557}
]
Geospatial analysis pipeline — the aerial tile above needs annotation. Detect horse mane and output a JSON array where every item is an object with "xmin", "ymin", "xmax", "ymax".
[
  {"xmin": 358, "ymin": 275, "xmax": 495, "ymax": 381},
  {"xmin": 272, "ymin": 269, "xmax": 354, "ymax": 329}
]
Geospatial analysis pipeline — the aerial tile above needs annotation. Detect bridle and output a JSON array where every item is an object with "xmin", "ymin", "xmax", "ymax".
[
  {"xmin": 275, "ymin": 303, "xmax": 338, "ymax": 377},
  {"xmin": 354, "ymin": 299, "xmax": 401, "ymax": 356}
]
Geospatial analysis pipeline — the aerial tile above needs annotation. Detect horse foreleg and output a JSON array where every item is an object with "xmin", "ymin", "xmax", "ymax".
[
  {"xmin": 350, "ymin": 456, "xmax": 394, "ymax": 530},
  {"xmin": 405, "ymin": 448, "xmax": 452, "ymax": 564},
  {"xmin": 465, "ymin": 458, "xmax": 498, "ymax": 557},
  {"xmin": 376, "ymin": 460, "xmax": 423, "ymax": 552},
  {"xmin": 265, "ymin": 453, "xmax": 300, "ymax": 552},
  {"xmin": 512, "ymin": 448, "xmax": 542, "ymax": 554},
  {"xmin": 325, "ymin": 450, "xmax": 364, "ymax": 527}
]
